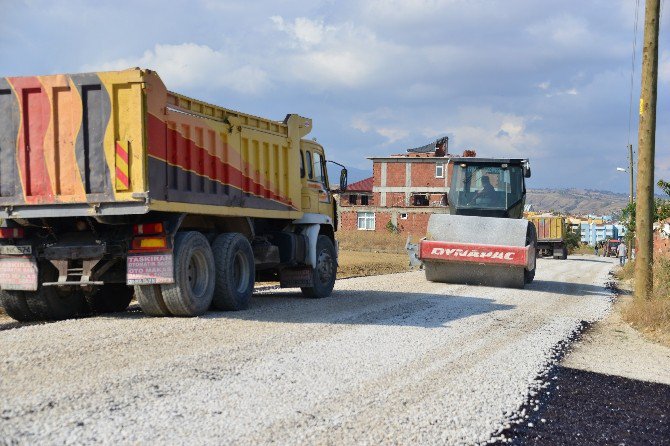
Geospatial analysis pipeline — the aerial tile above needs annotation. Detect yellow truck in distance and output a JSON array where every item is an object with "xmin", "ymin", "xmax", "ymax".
[
  {"xmin": 527, "ymin": 215, "xmax": 567, "ymax": 259},
  {"xmin": 0, "ymin": 68, "xmax": 346, "ymax": 321}
]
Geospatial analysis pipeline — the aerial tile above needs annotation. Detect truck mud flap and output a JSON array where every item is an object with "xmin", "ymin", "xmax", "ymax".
[
  {"xmin": 0, "ymin": 256, "xmax": 38, "ymax": 291},
  {"xmin": 127, "ymin": 253, "xmax": 175, "ymax": 285},
  {"xmin": 280, "ymin": 267, "xmax": 313, "ymax": 288}
]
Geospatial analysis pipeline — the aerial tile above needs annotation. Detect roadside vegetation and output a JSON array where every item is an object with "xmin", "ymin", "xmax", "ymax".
[
  {"xmin": 615, "ymin": 179, "xmax": 670, "ymax": 347},
  {"xmin": 615, "ymin": 259, "xmax": 670, "ymax": 347},
  {"xmin": 564, "ymin": 228, "xmax": 582, "ymax": 254}
]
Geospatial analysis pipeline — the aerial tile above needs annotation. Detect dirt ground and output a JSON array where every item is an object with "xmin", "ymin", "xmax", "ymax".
[
  {"xmin": 562, "ymin": 283, "xmax": 670, "ymax": 384},
  {"xmin": 337, "ymin": 250, "xmax": 411, "ymax": 278}
]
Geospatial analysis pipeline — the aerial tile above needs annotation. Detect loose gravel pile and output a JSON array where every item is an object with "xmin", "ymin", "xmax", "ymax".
[{"xmin": 0, "ymin": 256, "xmax": 614, "ymax": 445}]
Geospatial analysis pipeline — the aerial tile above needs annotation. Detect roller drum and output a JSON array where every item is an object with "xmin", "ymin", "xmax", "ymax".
[{"xmin": 422, "ymin": 214, "xmax": 533, "ymax": 289}]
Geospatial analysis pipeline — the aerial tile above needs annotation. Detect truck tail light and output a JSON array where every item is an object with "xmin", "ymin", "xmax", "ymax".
[
  {"xmin": 131, "ymin": 236, "xmax": 168, "ymax": 251},
  {"xmin": 133, "ymin": 222, "xmax": 164, "ymax": 235},
  {"xmin": 0, "ymin": 228, "xmax": 25, "ymax": 239}
]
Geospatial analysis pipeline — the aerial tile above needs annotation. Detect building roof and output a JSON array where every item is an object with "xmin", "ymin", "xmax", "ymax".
[
  {"xmin": 346, "ymin": 176, "xmax": 374, "ymax": 192},
  {"xmin": 407, "ymin": 136, "xmax": 448, "ymax": 154}
]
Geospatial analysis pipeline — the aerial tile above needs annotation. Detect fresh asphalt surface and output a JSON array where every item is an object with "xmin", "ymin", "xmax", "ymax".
[{"xmin": 0, "ymin": 256, "xmax": 614, "ymax": 445}]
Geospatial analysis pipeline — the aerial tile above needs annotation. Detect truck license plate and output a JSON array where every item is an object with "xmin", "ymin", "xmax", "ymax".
[
  {"xmin": 127, "ymin": 253, "xmax": 174, "ymax": 285},
  {"xmin": 0, "ymin": 257, "xmax": 38, "ymax": 291}
]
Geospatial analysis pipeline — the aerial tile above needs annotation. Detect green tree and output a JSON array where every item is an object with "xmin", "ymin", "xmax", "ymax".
[
  {"xmin": 621, "ymin": 179, "xmax": 670, "ymax": 244},
  {"xmin": 385, "ymin": 219, "xmax": 399, "ymax": 234},
  {"xmin": 564, "ymin": 228, "xmax": 581, "ymax": 252}
]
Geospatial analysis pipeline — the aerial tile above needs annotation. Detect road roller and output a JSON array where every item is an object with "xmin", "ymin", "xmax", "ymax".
[{"xmin": 410, "ymin": 157, "xmax": 536, "ymax": 289}]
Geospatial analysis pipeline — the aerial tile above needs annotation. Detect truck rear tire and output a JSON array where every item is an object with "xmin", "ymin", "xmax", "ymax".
[
  {"xmin": 301, "ymin": 235, "xmax": 336, "ymax": 299},
  {"xmin": 24, "ymin": 261, "xmax": 88, "ymax": 321},
  {"xmin": 211, "ymin": 233, "xmax": 255, "ymax": 311},
  {"xmin": 160, "ymin": 231, "xmax": 215, "ymax": 316},
  {"xmin": 0, "ymin": 290, "xmax": 38, "ymax": 322},
  {"xmin": 136, "ymin": 285, "xmax": 171, "ymax": 316},
  {"xmin": 86, "ymin": 284, "xmax": 134, "ymax": 314}
]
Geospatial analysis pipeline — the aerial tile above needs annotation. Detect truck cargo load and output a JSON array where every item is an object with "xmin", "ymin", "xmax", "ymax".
[{"xmin": 0, "ymin": 68, "xmax": 346, "ymax": 321}]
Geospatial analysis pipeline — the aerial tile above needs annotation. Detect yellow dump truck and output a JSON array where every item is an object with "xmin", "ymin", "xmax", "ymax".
[
  {"xmin": 0, "ymin": 68, "xmax": 347, "ymax": 321},
  {"xmin": 528, "ymin": 216, "xmax": 567, "ymax": 259}
]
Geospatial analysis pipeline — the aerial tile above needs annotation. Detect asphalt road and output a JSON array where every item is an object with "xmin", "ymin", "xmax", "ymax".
[{"xmin": 0, "ymin": 256, "xmax": 614, "ymax": 445}]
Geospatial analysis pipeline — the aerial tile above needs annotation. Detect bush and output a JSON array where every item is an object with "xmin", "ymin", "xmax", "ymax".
[
  {"xmin": 385, "ymin": 219, "xmax": 399, "ymax": 234},
  {"xmin": 621, "ymin": 257, "xmax": 670, "ymax": 346}
]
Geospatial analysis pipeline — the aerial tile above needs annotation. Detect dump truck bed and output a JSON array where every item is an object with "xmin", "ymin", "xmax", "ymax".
[
  {"xmin": 528, "ymin": 216, "xmax": 565, "ymax": 242},
  {"xmin": 0, "ymin": 69, "xmax": 308, "ymax": 219}
]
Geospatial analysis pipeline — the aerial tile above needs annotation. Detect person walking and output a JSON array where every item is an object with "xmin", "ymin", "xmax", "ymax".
[
  {"xmin": 594, "ymin": 244, "xmax": 599, "ymax": 256},
  {"xmin": 617, "ymin": 242, "xmax": 627, "ymax": 266}
]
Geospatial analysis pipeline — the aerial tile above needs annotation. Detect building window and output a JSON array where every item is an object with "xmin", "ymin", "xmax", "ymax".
[
  {"xmin": 400, "ymin": 213, "xmax": 408, "ymax": 220},
  {"xmin": 348, "ymin": 194, "xmax": 358, "ymax": 205},
  {"xmin": 412, "ymin": 193, "xmax": 429, "ymax": 206},
  {"xmin": 360, "ymin": 195, "xmax": 369, "ymax": 205},
  {"xmin": 357, "ymin": 212, "xmax": 375, "ymax": 230},
  {"xmin": 435, "ymin": 163, "xmax": 444, "ymax": 178}
]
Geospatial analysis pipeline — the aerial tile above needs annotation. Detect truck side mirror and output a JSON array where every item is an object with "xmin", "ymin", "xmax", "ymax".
[{"xmin": 340, "ymin": 169, "xmax": 348, "ymax": 192}]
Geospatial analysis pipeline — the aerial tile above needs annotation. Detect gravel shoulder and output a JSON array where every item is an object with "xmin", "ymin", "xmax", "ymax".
[{"xmin": 0, "ymin": 256, "xmax": 613, "ymax": 445}]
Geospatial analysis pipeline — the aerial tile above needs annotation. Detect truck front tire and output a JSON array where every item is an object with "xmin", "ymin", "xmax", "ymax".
[
  {"xmin": 301, "ymin": 235, "xmax": 337, "ymax": 299},
  {"xmin": 160, "ymin": 231, "xmax": 215, "ymax": 317},
  {"xmin": 211, "ymin": 233, "xmax": 255, "ymax": 311}
]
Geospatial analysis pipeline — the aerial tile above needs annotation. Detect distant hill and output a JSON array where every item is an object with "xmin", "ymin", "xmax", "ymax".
[{"xmin": 526, "ymin": 189, "xmax": 630, "ymax": 217}]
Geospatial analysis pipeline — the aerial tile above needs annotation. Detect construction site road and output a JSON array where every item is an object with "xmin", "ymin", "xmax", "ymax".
[{"xmin": 0, "ymin": 255, "xmax": 613, "ymax": 445}]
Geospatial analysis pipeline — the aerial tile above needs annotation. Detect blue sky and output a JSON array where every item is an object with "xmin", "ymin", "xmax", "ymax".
[{"xmin": 1, "ymin": 0, "xmax": 668, "ymax": 193}]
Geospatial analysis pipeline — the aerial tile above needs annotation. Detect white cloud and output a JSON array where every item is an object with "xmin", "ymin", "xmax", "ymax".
[
  {"xmin": 270, "ymin": 16, "xmax": 331, "ymax": 49},
  {"xmin": 82, "ymin": 43, "xmax": 270, "ymax": 95},
  {"xmin": 527, "ymin": 14, "xmax": 591, "ymax": 46},
  {"xmin": 359, "ymin": 0, "xmax": 456, "ymax": 23},
  {"xmin": 351, "ymin": 108, "xmax": 410, "ymax": 145},
  {"xmin": 270, "ymin": 16, "xmax": 403, "ymax": 89},
  {"xmin": 440, "ymin": 107, "xmax": 541, "ymax": 158}
]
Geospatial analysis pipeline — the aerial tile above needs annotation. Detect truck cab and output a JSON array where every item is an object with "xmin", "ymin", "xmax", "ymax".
[{"xmin": 300, "ymin": 141, "xmax": 334, "ymax": 221}]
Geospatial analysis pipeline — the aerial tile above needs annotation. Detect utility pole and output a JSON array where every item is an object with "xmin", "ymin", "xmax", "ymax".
[
  {"xmin": 628, "ymin": 144, "xmax": 634, "ymax": 261},
  {"xmin": 634, "ymin": 0, "xmax": 660, "ymax": 300}
]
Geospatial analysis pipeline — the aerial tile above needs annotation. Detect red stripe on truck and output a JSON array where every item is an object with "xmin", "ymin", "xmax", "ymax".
[{"xmin": 419, "ymin": 240, "xmax": 529, "ymax": 267}]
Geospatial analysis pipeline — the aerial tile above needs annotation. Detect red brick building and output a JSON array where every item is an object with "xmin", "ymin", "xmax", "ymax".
[{"xmin": 338, "ymin": 138, "xmax": 471, "ymax": 236}]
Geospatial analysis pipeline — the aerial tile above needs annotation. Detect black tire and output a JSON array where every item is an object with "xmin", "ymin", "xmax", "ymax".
[
  {"xmin": 0, "ymin": 290, "xmax": 38, "ymax": 322},
  {"xmin": 211, "ymin": 233, "xmax": 255, "ymax": 311},
  {"xmin": 160, "ymin": 231, "xmax": 215, "ymax": 316},
  {"xmin": 525, "ymin": 223, "xmax": 537, "ymax": 284},
  {"xmin": 136, "ymin": 284, "xmax": 171, "ymax": 316},
  {"xmin": 24, "ymin": 261, "xmax": 88, "ymax": 321},
  {"xmin": 301, "ymin": 235, "xmax": 337, "ymax": 299},
  {"xmin": 86, "ymin": 284, "xmax": 134, "ymax": 314}
]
